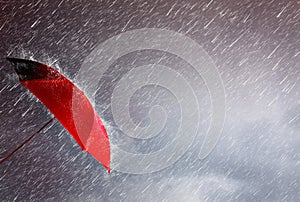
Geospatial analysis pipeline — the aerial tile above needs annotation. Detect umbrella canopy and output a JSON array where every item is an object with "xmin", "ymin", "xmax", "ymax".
[{"xmin": 7, "ymin": 58, "xmax": 110, "ymax": 173}]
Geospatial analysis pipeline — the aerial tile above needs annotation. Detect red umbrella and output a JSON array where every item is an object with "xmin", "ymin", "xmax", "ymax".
[{"xmin": 1, "ymin": 58, "xmax": 110, "ymax": 173}]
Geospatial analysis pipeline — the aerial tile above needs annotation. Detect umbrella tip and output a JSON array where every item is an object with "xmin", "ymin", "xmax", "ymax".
[
  {"xmin": 6, "ymin": 57, "xmax": 23, "ymax": 62},
  {"xmin": 106, "ymin": 166, "xmax": 110, "ymax": 174},
  {"xmin": 6, "ymin": 57, "xmax": 16, "ymax": 63}
]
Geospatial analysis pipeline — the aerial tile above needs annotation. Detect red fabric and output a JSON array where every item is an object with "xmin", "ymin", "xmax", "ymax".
[{"xmin": 20, "ymin": 68, "xmax": 110, "ymax": 173}]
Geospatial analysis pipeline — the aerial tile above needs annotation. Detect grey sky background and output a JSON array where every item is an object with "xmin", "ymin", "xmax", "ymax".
[{"xmin": 0, "ymin": 0, "xmax": 299, "ymax": 201}]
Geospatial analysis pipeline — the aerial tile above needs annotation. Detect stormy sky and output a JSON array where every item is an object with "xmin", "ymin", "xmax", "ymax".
[{"xmin": 0, "ymin": 0, "xmax": 299, "ymax": 201}]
